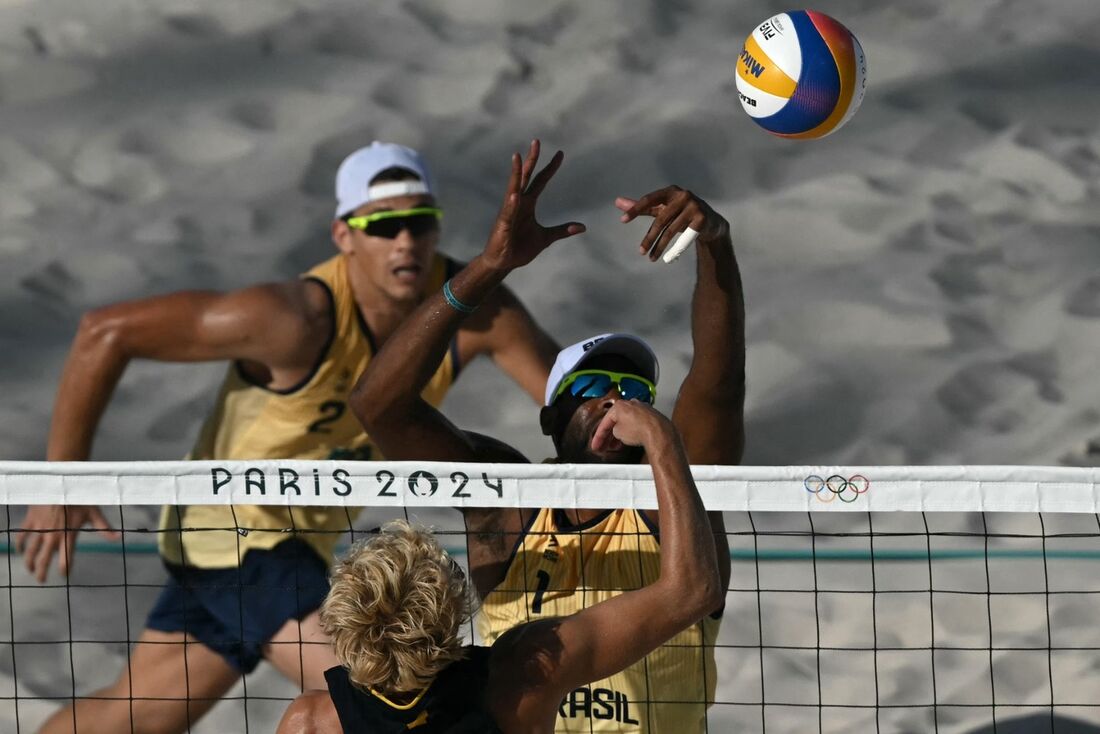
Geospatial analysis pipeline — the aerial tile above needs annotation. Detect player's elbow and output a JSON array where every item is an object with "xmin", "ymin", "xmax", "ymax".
[
  {"xmin": 348, "ymin": 369, "xmax": 383, "ymax": 431},
  {"xmin": 684, "ymin": 376, "xmax": 745, "ymax": 411},
  {"xmin": 348, "ymin": 363, "xmax": 403, "ymax": 433},
  {"xmin": 671, "ymin": 563, "xmax": 723, "ymax": 623},
  {"xmin": 688, "ymin": 573, "xmax": 724, "ymax": 620},
  {"xmin": 75, "ymin": 306, "xmax": 130, "ymax": 358}
]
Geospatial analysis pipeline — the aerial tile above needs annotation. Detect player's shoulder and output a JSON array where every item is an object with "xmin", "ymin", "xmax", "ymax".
[
  {"xmin": 200, "ymin": 280, "xmax": 334, "ymax": 366},
  {"xmin": 278, "ymin": 690, "xmax": 341, "ymax": 734},
  {"xmin": 489, "ymin": 617, "xmax": 564, "ymax": 689},
  {"xmin": 464, "ymin": 431, "xmax": 529, "ymax": 463},
  {"xmin": 238, "ymin": 277, "xmax": 334, "ymax": 325}
]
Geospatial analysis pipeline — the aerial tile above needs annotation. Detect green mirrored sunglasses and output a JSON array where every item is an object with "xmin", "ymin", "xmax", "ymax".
[
  {"xmin": 345, "ymin": 207, "xmax": 443, "ymax": 239},
  {"xmin": 553, "ymin": 369, "xmax": 656, "ymax": 404}
]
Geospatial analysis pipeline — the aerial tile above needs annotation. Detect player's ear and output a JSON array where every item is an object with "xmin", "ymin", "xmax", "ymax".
[
  {"xmin": 332, "ymin": 219, "xmax": 354, "ymax": 255},
  {"xmin": 539, "ymin": 405, "xmax": 557, "ymax": 436}
]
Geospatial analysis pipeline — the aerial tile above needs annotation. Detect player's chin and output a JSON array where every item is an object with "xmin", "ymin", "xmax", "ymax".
[{"xmin": 384, "ymin": 279, "xmax": 423, "ymax": 302}]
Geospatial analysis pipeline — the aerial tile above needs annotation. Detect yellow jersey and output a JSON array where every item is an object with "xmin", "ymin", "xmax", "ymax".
[
  {"xmin": 477, "ymin": 508, "xmax": 720, "ymax": 733},
  {"xmin": 158, "ymin": 253, "xmax": 459, "ymax": 568}
]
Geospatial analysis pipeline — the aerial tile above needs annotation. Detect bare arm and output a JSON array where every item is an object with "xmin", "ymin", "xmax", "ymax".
[
  {"xmin": 48, "ymin": 283, "xmax": 329, "ymax": 459},
  {"xmin": 673, "ymin": 230, "xmax": 745, "ymax": 464},
  {"xmin": 616, "ymin": 187, "xmax": 745, "ymax": 465},
  {"xmin": 17, "ymin": 281, "xmax": 330, "ymax": 581},
  {"xmin": 350, "ymin": 140, "xmax": 583, "ymax": 464},
  {"xmin": 488, "ymin": 401, "xmax": 722, "ymax": 729}
]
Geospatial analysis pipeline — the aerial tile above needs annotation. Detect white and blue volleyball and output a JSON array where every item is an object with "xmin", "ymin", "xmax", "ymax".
[{"xmin": 736, "ymin": 10, "xmax": 866, "ymax": 139}]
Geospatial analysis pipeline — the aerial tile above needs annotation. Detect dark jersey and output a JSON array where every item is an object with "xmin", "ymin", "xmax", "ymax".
[{"xmin": 325, "ymin": 646, "xmax": 502, "ymax": 733}]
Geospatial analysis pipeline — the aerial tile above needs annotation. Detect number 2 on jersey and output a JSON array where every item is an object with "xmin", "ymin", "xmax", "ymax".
[{"xmin": 308, "ymin": 400, "xmax": 346, "ymax": 433}]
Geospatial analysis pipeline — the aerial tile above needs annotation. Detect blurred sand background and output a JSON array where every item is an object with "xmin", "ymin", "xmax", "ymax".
[{"xmin": 2, "ymin": 0, "xmax": 1100, "ymax": 731}]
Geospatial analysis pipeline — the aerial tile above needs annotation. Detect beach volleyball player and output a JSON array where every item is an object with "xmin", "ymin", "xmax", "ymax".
[
  {"xmin": 17, "ymin": 143, "xmax": 559, "ymax": 734},
  {"xmin": 277, "ymin": 400, "xmax": 722, "ymax": 734},
  {"xmin": 352, "ymin": 140, "xmax": 745, "ymax": 732}
]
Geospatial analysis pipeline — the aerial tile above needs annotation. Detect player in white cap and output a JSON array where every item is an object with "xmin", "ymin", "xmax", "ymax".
[
  {"xmin": 352, "ymin": 140, "xmax": 745, "ymax": 733},
  {"xmin": 20, "ymin": 142, "xmax": 560, "ymax": 734}
]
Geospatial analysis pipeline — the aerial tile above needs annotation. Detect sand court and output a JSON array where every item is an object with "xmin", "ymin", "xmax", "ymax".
[{"xmin": 3, "ymin": 0, "xmax": 1100, "ymax": 731}]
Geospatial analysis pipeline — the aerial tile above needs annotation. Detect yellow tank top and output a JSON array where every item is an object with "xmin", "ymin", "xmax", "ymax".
[
  {"xmin": 158, "ymin": 253, "xmax": 459, "ymax": 568},
  {"xmin": 477, "ymin": 508, "xmax": 720, "ymax": 733}
]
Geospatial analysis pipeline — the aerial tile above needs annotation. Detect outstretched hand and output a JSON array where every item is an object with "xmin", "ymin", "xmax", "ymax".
[
  {"xmin": 481, "ymin": 140, "xmax": 586, "ymax": 272},
  {"xmin": 616, "ymin": 186, "xmax": 729, "ymax": 263},
  {"xmin": 16, "ymin": 504, "xmax": 120, "ymax": 582}
]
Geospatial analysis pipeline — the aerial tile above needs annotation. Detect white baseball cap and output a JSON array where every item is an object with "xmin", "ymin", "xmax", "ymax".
[
  {"xmin": 334, "ymin": 141, "xmax": 435, "ymax": 218},
  {"xmin": 544, "ymin": 333, "xmax": 660, "ymax": 406}
]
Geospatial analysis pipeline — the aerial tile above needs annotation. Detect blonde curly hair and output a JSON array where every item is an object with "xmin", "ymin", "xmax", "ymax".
[{"xmin": 320, "ymin": 520, "xmax": 471, "ymax": 695}]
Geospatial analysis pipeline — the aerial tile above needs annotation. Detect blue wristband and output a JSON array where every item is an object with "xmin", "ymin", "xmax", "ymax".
[{"xmin": 443, "ymin": 279, "xmax": 476, "ymax": 314}]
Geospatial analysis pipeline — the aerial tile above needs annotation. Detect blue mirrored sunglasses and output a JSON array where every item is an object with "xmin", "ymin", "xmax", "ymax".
[{"xmin": 554, "ymin": 369, "xmax": 656, "ymax": 404}]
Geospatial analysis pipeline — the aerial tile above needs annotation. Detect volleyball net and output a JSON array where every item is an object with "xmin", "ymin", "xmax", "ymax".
[{"xmin": 4, "ymin": 461, "xmax": 1100, "ymax": 733}]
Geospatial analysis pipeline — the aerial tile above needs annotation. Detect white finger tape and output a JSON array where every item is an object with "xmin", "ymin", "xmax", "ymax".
[{"xmin": 663, "ymin": 227, "xmax": 699, "ymax": 264}]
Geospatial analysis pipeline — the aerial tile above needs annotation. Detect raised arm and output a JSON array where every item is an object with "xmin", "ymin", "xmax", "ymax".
[
  {"xmin": 349, "ymin": 140, "xmax": 583, "ymax": 463},
  {"xmin": 17, "ymin": 280, "xmax": 330, "ymax": 581},
  {"xmin": 676, "ymin": 222, "xmax": 745, "ymax": 464},
  {"xmin": 488, "ymin": 401, "xmax": 722, "ymax": 729},
  {"xmin": 616, "ymin": 187, "xmax": 745, "ymax": 465}
]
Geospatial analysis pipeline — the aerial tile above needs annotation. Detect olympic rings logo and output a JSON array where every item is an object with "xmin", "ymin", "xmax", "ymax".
[{"xmin": 804, "ymin": 474, "xmax": 870, "ymax": 504}]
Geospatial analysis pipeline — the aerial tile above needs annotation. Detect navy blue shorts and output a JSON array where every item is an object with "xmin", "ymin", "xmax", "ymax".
[{"xmin": 146, "ymin": 538, "xmax": 330, "ymax": 673}]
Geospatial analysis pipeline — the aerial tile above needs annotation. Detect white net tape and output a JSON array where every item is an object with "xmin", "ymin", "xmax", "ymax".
[{"xmin": 2, "ymin": 461, "xmax": 1100, "ymax": 512}]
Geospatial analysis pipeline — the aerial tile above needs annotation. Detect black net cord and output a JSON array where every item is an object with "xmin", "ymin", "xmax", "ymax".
[
  {"xmin": 229, "ymin": 506, "xmax": 250, "ymax": 734},
  {"xmin": 63, "ymin": 508, "xmax": 77, "ymax": 734},
  {"xmin": 1038, "ymin": 512, "xmax": 1054, "ymax": 731},
  {"xmin": 981, "ymin": 512, "xmax": 998, "ymax": 733},
  {"xmin": 5, "ymin": 505, "xmax": 21, "ymax": 732},
  {"xmin": 173, "ymin": 505, "xmax": 196, "ymax": 734},
  {"xmin": 630, "ymin": 513, "xmax": 653, "ymax": 734},
  {"xmin": 921, "ymin": 512, "xmax": 940, "ymax": 734},
  {"xmin": 746, "ymin": 511, "xmax": 766, "ymax": 733},
  {"xmin": 867, "ymin": 510, "xmax": 882, "ymax": 734},
  {"xmin": 697, "ymin": 521, "xmax": 719, "ymax": 734},
  {"xmin": 574, "ymin": 515, "xmax": 595, "ymax": 734},
  {"xmin": 119, "ymin": 508, "xmax": 136, "ymax": 734},
  {"xmin": 807, "ymin": 511, "xmax": 823, "ymax": 734},
  {"xmin": 286, "ymin": 509, "xmax": 305, "ymax": 694}
]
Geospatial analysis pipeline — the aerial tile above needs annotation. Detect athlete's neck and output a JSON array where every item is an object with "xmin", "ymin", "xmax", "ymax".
[
  {"xmin": 358, "ymin": 299, "xmax": 419, "ymax": 346},
  {"xmin": 345, "ymin": 264, "xmax": 421, "ymax": 346},
  {"xmin": 561, "ymin": 508, "xmax": 605, "ymax": 526}
]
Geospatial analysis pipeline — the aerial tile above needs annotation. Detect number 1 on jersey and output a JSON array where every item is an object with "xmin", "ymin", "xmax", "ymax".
[{"xmin": 531, "ymin": 569, "xmax": 551, "ymax": 614}]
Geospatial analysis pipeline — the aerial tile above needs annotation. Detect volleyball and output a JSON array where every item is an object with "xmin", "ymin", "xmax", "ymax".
[{"xmin": 735, "ymin": 10, "xmax": 866, "ymax": 139}]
